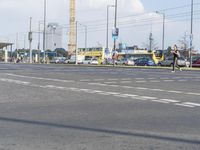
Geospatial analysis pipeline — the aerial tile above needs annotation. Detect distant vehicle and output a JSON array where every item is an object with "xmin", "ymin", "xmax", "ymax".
[
  {"xmin": 192, "ymin": 56, "xmax": 200, "ymax": 67},
  {"xmin": 68, "ymin": 55, "xmax": 85, "ymax": 64},
  {"xmin": 83, "ymin": 57, "xmax": 98, "ymax": 65},
  {"xmin": 158, "ymin": 57, "xmax": 190, "ymax": 67},
  {"xmin": 104, "ymin": 58, "xmax": 117, "ymax": 65},
  {"xmin": 116, "ymin": 58, "xmax": 135, "ymax": 66},
  {"xmin": 134, "ymin": 57, "xmax": 156, "ymax": 66},
  {"xmin": 90, "ymin": 58, "xmax": 99, "ymax": 65},
  {"xmin": 50, "ymin": 57, "xmax": 66, "ymax": 64}
]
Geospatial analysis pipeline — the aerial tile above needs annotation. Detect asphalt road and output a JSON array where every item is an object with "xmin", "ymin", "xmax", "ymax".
[{"xmin": 0, "ymin": 63, "xmax": 200, "ymax": 150}]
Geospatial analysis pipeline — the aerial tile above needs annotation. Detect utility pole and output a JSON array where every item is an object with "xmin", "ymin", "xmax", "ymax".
[
  {"xmin": 75, "ymin": 21, "xmax": 78, "ymax": 65},
  {"xmin": 113, "ymin": 0, "xmax": 118, "ymax": 51},
  {"xmin": 149, "ymin": 32, "xmax": 153, "ymax": 51},
  {"xmin": 190, "ymin": 0, "xmax": 193, "ymax": 68},
  {"xmin": 112, "ymin": 0, "xmax": 118, "ymax": 67},
  {"xmin": 43, "ymin": 0, "xmax": 47, "ymax": 63},
  {"xmin": 28, "ymin": 17, "xmax": 33, "ymax": 63}
]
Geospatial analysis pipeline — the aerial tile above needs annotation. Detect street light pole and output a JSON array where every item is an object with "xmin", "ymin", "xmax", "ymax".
[
  {"xmin": 156, "ymin": 11, "xmax": 165, "ymax": 51},
  {"xmin": 106, "ymin": 5, "xmax": 115, "ymax": 50},
  {"xmin": 29, "ymin": 17, "xmax": 33, "ymax": 63},
  {"xmin": 38, "ymin": 21, "xmax": 43, "ymax": 63},
  {"xmin": 190, "ymin": 0, "xmax": 193, "ymax": 68},
  {"xmin": 113, "ymin": 0, "xmax": 118, "ymax": 52},
  {"xmin": 77, "ymin": 22, "xmax": 87, "ymax": 52},
  {"xmin": 75, "ymin": 21, "xmax": 78, "ymax": 65},
  {"xmin": 43, "ymin": 0, "xmax": 47, "ymax": 64}
]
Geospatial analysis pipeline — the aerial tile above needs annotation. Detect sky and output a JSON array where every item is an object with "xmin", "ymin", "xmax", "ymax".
[{"xmin": 0, "ymin": 0, "xmax": 200, "ymax": 51}]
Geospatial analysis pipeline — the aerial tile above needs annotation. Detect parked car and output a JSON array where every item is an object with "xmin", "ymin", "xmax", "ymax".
[
  {"xmin": 158, "ymin": 56, "xmax": 190, "ymax": 67},
  {"xmin": 192, "ymin": 56, "xmax": 200, "ymax": 67},
  {"xmin": 116, "ymin": 58, "xmax": 135, "ymax": 66},
  {"xmin": 50, "ymin": 57, "xmax": 66, "ymax": 64},
  {"xmin": 83, "ymin": 58, "xmax": 98, "ymax": 65},
  {"xmin": 134, "ymin": 57, "xmax": 156, "ymax": 66},
  {"xmin": 90, "ymin": 58, "xmax": 99, "ymax": 65},
  {"xmin": 104, "ymin": 58, "xmax": 117, "ymax": 65}
]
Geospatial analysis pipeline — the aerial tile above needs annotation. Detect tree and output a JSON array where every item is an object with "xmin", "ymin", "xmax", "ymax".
[
  {"xmin": 178, "ymin": 32, "xmax": 189, "ymax": 51},
  {"xmin": 54, "ymin": 48, "xmax": 67, "ymax": 57}
]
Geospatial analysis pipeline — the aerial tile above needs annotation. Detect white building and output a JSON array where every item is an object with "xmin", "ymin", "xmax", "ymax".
[{"xmin": 46, "ymin": 23, "xmax": 63, "ymax": 50}]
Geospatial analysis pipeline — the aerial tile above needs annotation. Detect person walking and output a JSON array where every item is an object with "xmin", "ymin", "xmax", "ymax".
[{"xmin": 171, "ymin": 44, "xmax": 182, "ymax": 73}]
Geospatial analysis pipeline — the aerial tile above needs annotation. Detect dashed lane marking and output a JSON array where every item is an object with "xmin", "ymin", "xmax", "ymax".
[
  {"xmin": 6, "ymin": 73, "xmax": 75, "ymax": 83},
  {"xmin": 152, "ymin": 100, "xmax": 170, "ymax": 104},
  {"xmin": 1, "ymin": 78, "xmax": 200, "ymax": 109},
  {"xmin": 168, "ymin": 91, "xmax": 183, "ymax": 94},
  {"xmin": 183, "ymin": 102, "xmax": 200, "ymax": 107},
  {"xmin": 5, "ymin": 73, "xmax": 200, "ymax": 97},
  {"xmin": 160, "ymin": 99, "xmax": 180, "ymax": 103},
  {"xmin": 174, "ymin": 103, "xmax": 195, "ymax": 108}
]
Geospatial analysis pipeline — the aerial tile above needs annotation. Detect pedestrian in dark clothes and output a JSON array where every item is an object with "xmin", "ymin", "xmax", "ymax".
[{"xmin": 171, "ymin": 44, "xmax": 182, "ymax": 72}]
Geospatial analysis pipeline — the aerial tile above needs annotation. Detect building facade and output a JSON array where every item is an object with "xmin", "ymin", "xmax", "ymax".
[{"xmin": 46, "ymin": 23, "xmax": 63, "ymax": 51}]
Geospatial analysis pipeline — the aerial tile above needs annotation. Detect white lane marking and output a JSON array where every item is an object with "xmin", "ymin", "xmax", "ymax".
[
  {"xmin": 121, "ymin": 78, "xmax": 131, "ymax": 80},
  {"xmin": 109, "ymin": 85, "xmax": 119, "ymax": 87},
  {"xmin": 174, "ymin": 103, "xmax": 195, "ymax": 108},
  {"xmin": 98, "ymin": 92, "xmax": 112, "ymax": 95},
  {"xmin": 89, "ymin": 82, "xmax": 200, "ymax": 97},
  {"xmin": 187, "ymin": 92, "xmax": 200, "ymax": 96},
  {"xmin": 147, "ymin": 78, "xmax": 156, "ymax": 80},
  {"xmin": 122, "ymin": 94, "xmax": 138, "ymax": 97},
  {"xmin": 178, "ymin": 80, "xmax": 187, "ymax": 82},
  {"xmin": 131, "ymin": 97, "xmax": 148, "ymax": 100},
  {"xmin": 80, "ymin": 79, "xmax": 91, "ymax": 82},
  {"xmin": 135, "ymin": 78, "xmax": 145, "ymax": 80},
  {"xmin": 149, "ymin": 89, "xmax": 165, "ymax": 92},
  {"xmin": 2, "ymin": 78, "xmax": 199, "ymax": 109},
  {"xmin": 122, "ymin": 86, "xmax": 133, "ymax": 89},
  {"xmin": 107, "ymin": 78, "xmax": 118, "ymax": 81},
  {"xmin": 160, "ymin": 99, "xmax": 180, "ymax": 103},
  {"xmin": 152, "ymin": 100, "xmax": 169, "ymax": 104},
  {"xmin": 136, "ymin": 87, "xmax": 148, "ymax": 90},
  {"xmin": 104, "ymin": 82, "xmax": 117, "ymax": 84},
  {"xmin": 167, "ymin": 91, "xmax": 183, "ymax": 94},
  {"xmin": 135, "ymin": 81, "xmax": 147, "ymax": 83},
  {"xmin": 141, "ymin": 96, "xmax": 157, "ymax": 100},
  {"xmin": 113, "ymin": 94, "xmax": 128, "ymax": 98},
  {"xmin": 183, "ymin": 102, "xmax": 200, "ymax": 107},
  {"xmin": 0, "ymin": 78, "xmax": 30, "ymax": 85},
  {"xmin": 149, "ymin": 80, "xmax": 160, "ymax": 83},
  {"xmin": 163, "ymin": 80, "xmax": 174, "ymax": 82},
  {"xmin": 105, "ymin": 92, "xmax": 120, "ymax": 95},
  {"xmin": 120, "ymin": 81, "xmax": 131, "ymax": 83},
  {"xmin": 7, "ymin": 73, "xmax": 75, "ymax": 83}
]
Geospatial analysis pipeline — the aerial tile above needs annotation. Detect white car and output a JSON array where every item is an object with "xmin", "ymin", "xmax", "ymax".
[
  {"xmin": 90, "ymin": 58, "xmax": 98, "ymax": 65},
  {"xmin": 83, "ymin": 58, "xmax": 98, "ymax": 65}
]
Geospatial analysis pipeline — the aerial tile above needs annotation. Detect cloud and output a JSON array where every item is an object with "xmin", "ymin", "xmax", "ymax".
[{"xmin": 79, "ymin": 0, "xmax": 144, "ymax": 13}]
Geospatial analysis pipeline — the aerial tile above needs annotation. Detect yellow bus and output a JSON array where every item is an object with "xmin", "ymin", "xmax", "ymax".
[
  {"xmin": 78, "ymin": 47, "xmax": 105, "ymax": 64},
  {"xmin": 117, "ymin": 50, "xmax": 164, "ymax": 64}
]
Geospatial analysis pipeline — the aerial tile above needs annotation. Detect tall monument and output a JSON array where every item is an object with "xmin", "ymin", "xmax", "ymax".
[{"xmin": 68, "ymin": 0, "xmax": 76, "ymax": 55}]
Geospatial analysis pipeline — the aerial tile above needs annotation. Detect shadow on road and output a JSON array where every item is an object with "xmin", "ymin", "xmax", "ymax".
[{"xmin": 0, "ymin": 116, "xmax": 200, "ymax": 145}]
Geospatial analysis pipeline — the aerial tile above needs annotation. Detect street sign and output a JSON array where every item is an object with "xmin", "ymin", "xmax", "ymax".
[{"xmin": 112, "ymin": 27, "xmax": 119, "ymax": 39}]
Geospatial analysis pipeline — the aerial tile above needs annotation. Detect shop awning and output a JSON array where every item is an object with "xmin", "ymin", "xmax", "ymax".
[{"xmin": 0, "ymin": 42, "xmax": 13, "ymax": 49}]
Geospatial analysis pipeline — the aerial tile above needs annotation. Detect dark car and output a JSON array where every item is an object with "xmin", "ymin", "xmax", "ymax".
[
  {"xmin": 134, "ymin": 57, "xmax": 156, "ymax": 66},
  {"xmin": 192, "ymin": 56, "xmax": 200, "ymax": 67}
]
